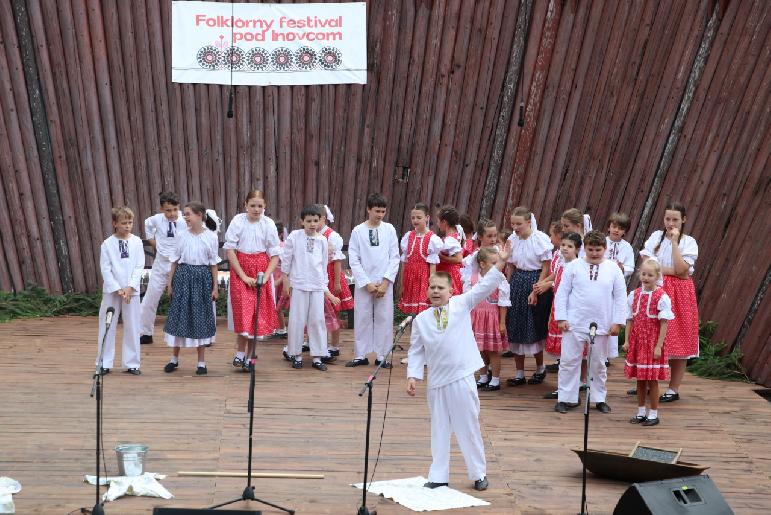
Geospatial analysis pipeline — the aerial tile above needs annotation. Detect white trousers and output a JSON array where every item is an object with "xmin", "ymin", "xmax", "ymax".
[
  {"xmin": 558, "ymin": 331, "xmax": 609, "ymax": 404},
  {"xmin": 96, "ymin": 292, "xmax": 141, "ymax": 369},
  {"xmin": 608, "ymin": 335, "xmax": 619, "ymax": 358},
  {"xmin": 427, "ymin": 375, "xmax": 486, "ymax": 483},
  {"xmin": 139, "ymin": 256, "xmax": 171, "ymax": 336},
  {"xmin": 287, "ymin": 290, "xmax": 326, "ymax": 357},
  {"xmin": 353, "ymin": 284, "xmax": 393, "ymax": 359}
]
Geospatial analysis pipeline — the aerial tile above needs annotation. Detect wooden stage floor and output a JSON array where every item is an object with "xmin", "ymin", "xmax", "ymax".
[{"xmin": 1, "ymin": 316, "xmax": 770, "ymax": 514}]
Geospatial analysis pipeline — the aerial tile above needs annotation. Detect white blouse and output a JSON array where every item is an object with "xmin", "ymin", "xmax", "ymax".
[
  {"xmin": 640, "ymin": 230, "xmax": 698, "ymax": 275},
  {"xmin": 223, "ymin": 213, "xmax": 281, "ymax": 257},
  {"xmin": 440, "ymin": 235, "xmax": 462, "ymax": 257},
  {"xmin": 321, "ymin": 225, "xmax": 346, "ymax": 262},
  {"xmin": 400, "ymin": 231, "xmax": 442, "ymax": 264},
  {"xmin": 462, "ymin": 272, "xmax": 512, "ymax": 307},
  {"xmin": 506, "ymin": 230, "xmax": 552, "ymax": 271},
  {"xmin": 172, "ymin": 230, "xmax": 221, "ymax": 266},
  {"xmin": 627, "ymin": 288, "xmax": 675, "ymax": 320}
]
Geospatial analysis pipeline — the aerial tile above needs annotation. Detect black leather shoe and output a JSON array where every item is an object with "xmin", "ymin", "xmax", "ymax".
[
  {"xmin": 543, "ymin": 390, "xmax": 558, "ymax": 399},
  {"xmin": 423, "ymin": 482, "xmax": 448, "ymax": 489},
  {"xmin": 233, "ymin": 356, "xmax": 245, "ymax": 368},
  {"xmin": 660, "ymin": 392, "xmax": 680, "ymax": 402},
  {"xmin": 345, "ymin": 358, "xmax": 369, "ymax": 367},
  {"xmin": 375, "ymin": 359, "xmax": 392, "ymax": 369},
  {"xmin": 501, "ymin": 351, "xmax": 515, "ymax": 358},
  {"xmin": 527, "ymin": 371, "xmax": 546, "ymax": 384},
  {"xmin": 544, "ymin": 362, "xmax": 560, "ymax": 372},
  {"xmin": 320, "ymin": 355, "xmax": 337, "ymax": 364},
  {"xmin": 312, "ymin": 361, "xmax": 327, "ymax": 371},
  {"xmin": 554, "ymin": 402, "xmax": 568, "ymax": 414},
  {"xmin": 476, "ymin": 377, "xmax": 490, "ymax": 389},
  {"xmin": 642, "ymin": 417, "xmax": 660, "ymax": 426},
  {"xmin": 164, "ymin": 362, "xmax": 178, "ymax": 373},
  {"xmin": 629, "ymin": 415, "xmax": 647, "ymax": 424},
  {"xmin": 473, "ymin": 477, "xmax": 488, "ymax": 491},
  {"xmin": 506, "ymin": 377, "xmax": 526, "ymax": 387},
  {"xmin": 595, "ymin": 402, "xmax": 612, "ymax": 413},
  {"xmin": 328, "ymin": 348, "xmax": 340, "ymax": 357},
  {"xmin": 566, "ymin": 402, "xmax": 580, "ymax": 408},
  {"xmin": 302, "ymin": 344, "xmax": 310, "ymax": 352},
  {"xmin": 483, "ymin": 383, "xmax": 500, "ymax": 391},
  {"xmin": 139, "ymin": 335, "xmax": 153, "ymax": 345},
  {"xmin": 125, "ymin": 368, "xmax": 141, "ymax": 375},
  {"xmin": 195, "ymin": 366, "xmax": 207, "ymax": 376},
  {"xmin": 282, "ymin": 350, "xmax": 292, "ymax": 362},
  {"xmin": 627, "ymin": 388, "xmax": 638, "ymax": 395},
  {"xmin": 291, "ymin": 358, "xmax": 303, "ymax": 369}
]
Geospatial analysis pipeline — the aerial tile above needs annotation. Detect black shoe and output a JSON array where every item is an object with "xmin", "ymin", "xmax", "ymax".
[
  {"xmin": 543, "ymin": 390, "xmax": 558, "ymax": 399},
  {"xmin": 124, "ymin": 368, "xmax": 141, "ymax": 375},
  {"xmin": 476, "ymin": 377, "xmax": 490, "ymax": 388},
  {"xmin": 473, "ymin": 477, "xmax": 488, "ymax": 491},
  {"xmin": 98, "ymin": 368, "xmax": 110, "ymax": 376},
  {"xmin": 595, "ymin": 402, "xmax": 612, "ymax": 413},
  {"xmin": 642, "ymin": 417, "xmax": 660, "ymax": 426},
  {"xmin": 302, "ymin": 344, "xmax": 310, "ymax": 353},
  {"xmin": 501, "ymin": 351, "xmax": 515, "ymax": 358},
  {"xmin": 204, "ymin": 343, "xmax": 213, "ymax": 347},
  {"xmin": 312, "ymin": 361, "xmax": 327, "ymax": 371},
  {"xmin": 506, "ymin": 377, "xmax": 526, "ymax": 387},
  {"xmin": 629, "ymin": 415, "xmax": 647, "ymax": 424},
  {"xmin": 291, "ymin": 358, "xmax": 303, "ymax": 369},
  {"xmin": 527, "ymin": 371, "xmax": 546, "ymax": 384},
  {"xmin": 282, "ymin": 350, "xmax": 292, "ymax": 362},
  {"xmin": 320, "ymin": 355, "xmax": 337, "ymax": 364},
  {"xmin": 544, "ymin": 362, "xmax": 560, "ymax": 372},
  {"xmin": 241, "ymin": 360, "xmax": 253, "ymax": 373},
  {"xmin": 579, "ymin": 384, "xmax": 588, "ymax": 391},
  {"xmin": 483, "ymin": 383, "xmax": 500, "ymax": 391},
  {"xmin": 554, "ymin": 402, "xmax": 568, "ymax": 414},
  {"xmin": 566, "ymin": 402, "xmax": 580, "ymax": 409},
  {"xmin": 345, "ymin": 358, "xmax": 369, "ymax": 367},
  {"xmin": 423, "ymin": 482, "xmax": 448, "ymax": 489},
  {"xmin": 627, "ymin": 388, "xmax": 638, "ymax": 395},
  {"xmin": 139, "ymin": 335, "xmax": 153, "ymax": 345},
  {"xmin": 232, "ymin": 356, "xmax": 245, "ymax": 368},
  {"xmin": 164, "ymin": 362, "xmax": 178, "ymax": 373},
  {"xmin": 279, "ymin": 332, "xmax": 288, "ymax": 339},
  {"xmin": 196, "ymin": 365, "xmax": 208, "ymax": 376},
  {"xmin": 660, "ymin": 392, "xmax": 680, "ymax": 402},
  {"xmin": 605, "ymin": 359, "xmax": 611, "ymax": 367},
  {"xmin": 375, "ymin": 359, "xmax": 392, "ymax": 369},
  {"xmin": 328, "ymin": 348, "xmax": 340, "ymax": 357}
]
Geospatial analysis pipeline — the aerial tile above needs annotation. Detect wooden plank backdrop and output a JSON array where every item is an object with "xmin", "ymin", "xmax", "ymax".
[{"xmin": 0, "ymin": 0, "xmax": 769, "ymax": 383}]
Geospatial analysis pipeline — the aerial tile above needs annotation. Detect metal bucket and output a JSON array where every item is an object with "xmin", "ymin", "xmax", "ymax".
[{"xmin": 114, "ymin": 444, "xmax": 148, "ymax": 477}]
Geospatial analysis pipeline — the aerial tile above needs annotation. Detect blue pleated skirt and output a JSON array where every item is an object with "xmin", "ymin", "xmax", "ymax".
[{"xmin": 164, "ymin": 264, "xmax": 215, "ymax": 346}]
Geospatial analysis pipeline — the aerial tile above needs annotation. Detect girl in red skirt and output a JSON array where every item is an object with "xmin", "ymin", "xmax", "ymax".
[
  {"xmin": 435, "ymin": 205, "xmax": 464, "ymax": 295},
  {"xmin": 399, "ymin": 203, "xmax": 443, "ymax": 314},
  {"xmin": 623, "ymin": 259, "xmax": 674, "ymax": 426},
  {"xmin": 639, "ymin": 202, "xmax": 698, "ymax": 402},
  {"xmin": 319, "ymin": 205, "xmax": 352, "ymax": 356},
  {"xmin": 467, "ymin": 246, "xmax": 511, "ymax": 391},
  {"xmin": 224, "ymin": 190, "xmax": 281, "ymax": 370}
]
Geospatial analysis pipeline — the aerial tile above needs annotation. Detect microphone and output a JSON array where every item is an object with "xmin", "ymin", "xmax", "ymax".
[
  {"xmin": 589, "ymin": 322, "xmax": 598, "ymax": 339},
  {"xmin": 226, "ymin": 87, "xmax": 234, "ymax": 118},
  {"xmin": 105, "ymin": 307, "xmax": 115, "ymax": 328},
  {"xmin": 256, "ymin": 272, "xmax": 265, "ymax": 287}
]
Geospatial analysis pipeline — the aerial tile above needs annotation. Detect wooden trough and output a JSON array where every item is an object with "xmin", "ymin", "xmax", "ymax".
[{"xmin": 573, "ymin": 448, "xmax": 710, "ymax": 483}]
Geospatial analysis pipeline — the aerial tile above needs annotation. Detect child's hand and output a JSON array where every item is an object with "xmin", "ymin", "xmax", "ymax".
[
  {"xmin": 283, "ymin": 284, "xmax": 291, "ymax": 297},
  {"xmin": 211, "ymin": 288, "xmax": 219, "ymax": 301},
  {"xmin": 406, "ymin": 378, "xmax": 417, "ymax": 397},
  {"xmin": 326, "ymin": 292, "xmax": 341, "ymax": 306},
  {"xmin": 622, "ymin": 342, "xmax": 629, "ymax": 352},
  {"xmin": 667, "ymin": 227, "xmax": 680, "ymax": 239},
  {"xmin": 654, "ymin": 346, "xmax": 662, "ymax": 359},
  {"xmin": 499, "ymin": 322, "xmax": 507, "ymax": 338},
  {"xmin": 616, "ymin": 260, "xmax": 625, "ymax": 271},
  {"xmin": 609, "ymin": 324, "xmax": 621, "ymax": 336},
  {"xmin": 166, "ymin": 284, "xmax": 173, "ymax": 299},
  {"xmin": 366, "ymin": 283, "xmax": 378, "ymax": 294},
  {"xmin": 527, "ymin": 291, "xmax": 538, "ymax": 305},
  {"xmin": 376, "ymin": 282, "xmax": 388, "ymax": 298},
  {"xmin": 558, "ymin": 320, "xmax": 569, "ymax": 332},
  {"xmin": 334, "ymin": 280, "xmax": 342, "ymax": 295},
  {"xmin": 242, "ymin": 275, "xmax": 257, "ymax": 288},
  {"xmin": 498, "ymin": 243, "xmax": 512, "ymax": 264}
]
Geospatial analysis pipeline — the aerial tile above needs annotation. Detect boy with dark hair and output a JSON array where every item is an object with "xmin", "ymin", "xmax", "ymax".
[
  {"xmin": 139, "ymin": 191, "xmax": 186, "ymax": 344},
  {"xmin": 346, "ymin": 193, "xmax": 401, "ymax": 368},
  {"xmin": 606, "ymin": 212, "xmax": 635, "ymax": 278}
]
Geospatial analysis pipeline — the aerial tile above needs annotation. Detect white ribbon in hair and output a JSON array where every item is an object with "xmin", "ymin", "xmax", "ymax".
[
  {"xmin": 205, "ymin": 208, "xmax": 222, "ymax": 233},
  {"xmin": 530, "ymin": 213, "xmax": 538, "ymax": 232},
  {"xmin": 455, "ymin": 224, "xmax": 465, "ymax": 243},
  {"xmin": 324, "ymin": 205, "xmax": 334, "ymax": 224},
  {"xmin": 583, "ymin": 214, "xmax": 593, "ymax": 234}
]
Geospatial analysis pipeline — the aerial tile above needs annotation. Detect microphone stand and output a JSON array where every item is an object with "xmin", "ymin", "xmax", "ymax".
[
  {"xmin": 356, "ymin": 320, "xmax": 411, "ymax": 515},
  {"xmin": 579, "ymin": 326, "xmax": 597, "ymax": 515},
  {"xmin": 208, "ymin": 275, "xmax": 293, "ymax": 514},
  {"xmin": 89, "ymin": 312, "xmax": 112, "ymax": 515}
]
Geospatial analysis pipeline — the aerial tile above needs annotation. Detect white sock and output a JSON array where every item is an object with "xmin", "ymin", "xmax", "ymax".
[
  {"xmin": 236, "ymin": 351, "xmax": 245, "ymax": 360},
  {"xmin": 328, "ymin": 346, "xmax": 339, "ymax": 351},
  {"xmin": 197, "ymin": 361, "xmax": 206, "ymax": 368},
  {"xmin": 170, "ymin": 356, "xmax": 178, "ymax": 364},
  {"xmin": 666, "ymin": 388, "xmax": 677, "ymax": 395},
  {"xmin": 648, "ymin": 409, "xmax": 658, "ymax": 420},
  {"xmin": 479, "ymin": 374, "xmax": 489, "ymax": 383},
  {"xmin": 295, "ymin": 356, "xmax": 302, "ymax": 362},
  {"xmin": 637, "ymin": 406, "xmax": 647, "ymax": 417},
  {"xmin": 515, "ymin": 370, "xmax": 525, "ymax": 379},
  {"xmin": 489, "ymin": 377, "xmax": 500, "ymax": 387},
  {"xmin": 536, "ymin": 365, "xmax": 546, "ymax": 374}
]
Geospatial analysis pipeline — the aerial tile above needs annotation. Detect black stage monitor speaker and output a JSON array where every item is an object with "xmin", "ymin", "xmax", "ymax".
[
  {"xmin": 614, "ymin": 475, "xmax": 733, "ymax": 515},
  {"xmin": 152, "ymin": 509, "xmax": 261, "ymax": 515}
]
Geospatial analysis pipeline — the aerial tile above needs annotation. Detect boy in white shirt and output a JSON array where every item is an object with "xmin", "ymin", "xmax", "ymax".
[
  {"xmin": 281, "ymin": 205, "xmax": 340, "ymax": 370},
  {"xmin": 406, "ymin": 246, "xmax": 509, "ymax": 492},
  {"xmin": 345, "ymin": 193, "xmax": 401, "ymax": 368},
  {"xmin": 96, "ymin": 206, "xmax": 145, "ymax": 375},
  {"xmin": 554, "ymin": 231, "xmax": 627, "ymax": 414},
  {"xmin": 139, "ymin": 192, "xmax": 186, "ymax": 344},
  {"xmin": 605, "ymin": 212, "xmax": 635, "ymax": 279}
]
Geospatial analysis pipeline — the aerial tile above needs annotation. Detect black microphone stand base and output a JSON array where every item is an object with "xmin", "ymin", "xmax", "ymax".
[
  {"xmin": 207, "ymin": 485, "xmax": 293, "ymax": 513},
  {"xmin": 91, "ymin": 502, "xmax": 105, "ymax": 515},
  {"xmin": 357, "ymin": 506, "xmax": 376, "ymax": 515}
]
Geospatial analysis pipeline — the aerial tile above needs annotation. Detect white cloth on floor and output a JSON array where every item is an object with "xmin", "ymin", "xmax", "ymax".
[
  {"xmin": 0, "ymin": 477, "xmax": 21, "ymax": 514},
  {"xmin": 352, "ymin": 476, "xmax": 489, "ymax": 511},
  {"xmin": 84, "ymin": 473, "xmax": 173, "ymax": 502}
]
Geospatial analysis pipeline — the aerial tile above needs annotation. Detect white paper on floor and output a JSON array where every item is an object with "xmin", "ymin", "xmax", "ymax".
[
  {"xmin": 0, "ymin": 477, "xmax": 22, "ymax": 514},
  {"xmin": 84, "ymin": 473, "xmax": 173, "ymax": 502},
  {"xmin": 352, "ymin": 476, "xmax": 490, "ymax": 512}
]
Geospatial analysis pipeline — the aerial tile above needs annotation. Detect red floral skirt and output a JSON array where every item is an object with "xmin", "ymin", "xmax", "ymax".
[{"xmin": 229, "ymin": 252, "xmax": 279, "ymax": 337}]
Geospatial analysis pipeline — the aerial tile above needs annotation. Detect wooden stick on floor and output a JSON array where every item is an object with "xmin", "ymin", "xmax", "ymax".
[{"xmin": 178, "ymin": 471, "xmax": 324, "ymax": 480}]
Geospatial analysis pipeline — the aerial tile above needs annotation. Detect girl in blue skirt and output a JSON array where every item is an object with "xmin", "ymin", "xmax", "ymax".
[
  {"xmin": 505, "ymin": 206, "xmax": 553, "ymax": 387},
  {"xmin": 164, "ymin": 202, "xmax": 221, "ymax": 375}
]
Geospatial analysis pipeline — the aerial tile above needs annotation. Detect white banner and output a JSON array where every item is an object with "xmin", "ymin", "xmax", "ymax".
[{"xmin": 171, "ymin": 1, "xmax": 367, "ymax": 86}]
